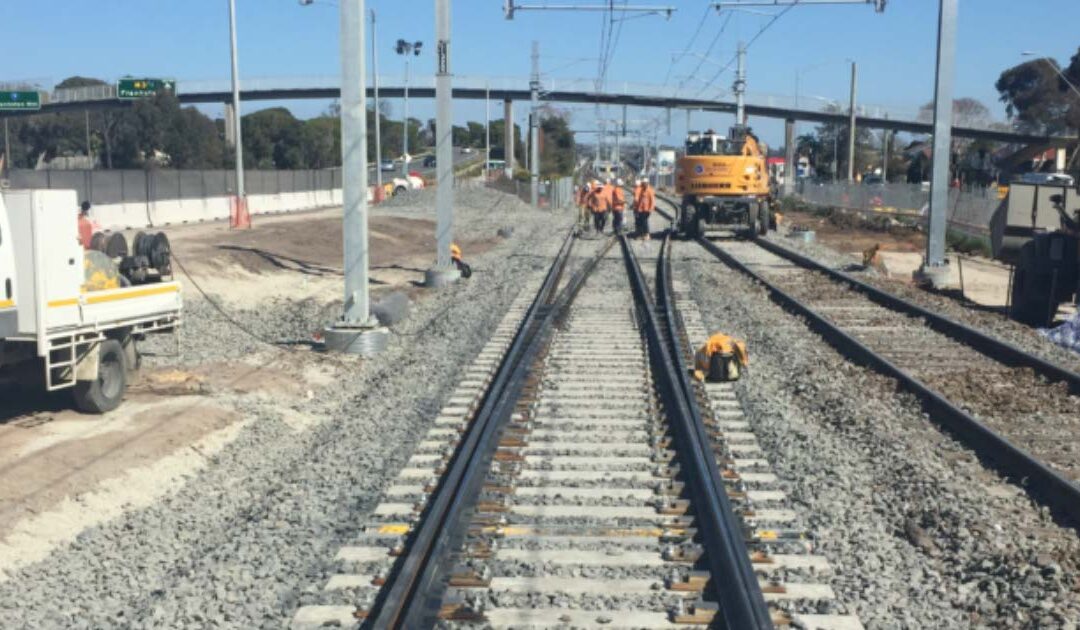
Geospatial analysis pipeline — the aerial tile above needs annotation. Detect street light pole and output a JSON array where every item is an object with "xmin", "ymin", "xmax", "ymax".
[
  {"xmin": 372, "ymin": 9, "xmax": 383, "ymax": 199},
  {"xmin": 402, "ymin": 57, "xmax": 410, "ymax": 176},
  {"xmin": 227, "ymin": 0, "xmax": 247, "ymax": 227}
]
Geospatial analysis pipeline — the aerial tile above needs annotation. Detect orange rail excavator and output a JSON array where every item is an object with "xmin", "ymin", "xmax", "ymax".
[{"xmin": 675, "ymin": 126, "xmax": 772, "ymax": 238}]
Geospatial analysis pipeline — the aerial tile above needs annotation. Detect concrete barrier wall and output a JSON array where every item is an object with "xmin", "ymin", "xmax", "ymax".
[{"xmin": 92, "ymin": 188, "xmax": 352, "ymax": 230}]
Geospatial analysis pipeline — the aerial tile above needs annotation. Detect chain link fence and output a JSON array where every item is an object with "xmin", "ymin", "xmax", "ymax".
[
  {"xmin": 486, "ymin": 176, "xmax": 574, "ymax": 209},
  {"xmin": 5, "ymin": 168, "xmax": 342, "ymax": 205},
  {"xmin": 795, "ymin": 181, "xmax": 1003, "ymax": 236}
]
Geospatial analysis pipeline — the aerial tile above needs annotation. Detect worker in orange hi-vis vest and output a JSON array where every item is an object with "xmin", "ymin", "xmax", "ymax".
[
  {"xmin": 588, "ymin": 180, "xmax": 611, "ymax": 234},
  {"xmin": 610, "ymin": 178, "xmax": 627, "ymax": 234},
  {"xmin": 634, "ymin": 180, "xmax": 655, "ymax": 240}
]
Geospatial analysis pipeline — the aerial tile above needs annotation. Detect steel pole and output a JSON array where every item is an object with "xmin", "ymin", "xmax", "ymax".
[
  {"xmin": 530, "ymin": 40, "xmax": 540, "ymax": 208},
  {"xmin": 339, "ymin": 0, "xmax": 371, "ymax": 324},
  {"xmin": 227, "ymin": 0, "xmax": 245, "ymax": 198},
  {"xmin": 783, "ymin": 118, "xmax": 795, "ymax": 196},
  {"xmin": 923, "ymin": 0, "xmax": 958, "ymax": 279},
  {"xmin": 372, "ymin": 9, "xmax": 383, "ymax": 197},
  {"xmin": 429, "ymin": 0, "xmax": 457, "ymax": 283},
  {"xmin": 504, "ymin": 98, "xmax": 514, "ymax": 176},
  {"xmin": 847, "ymin": 61, "xmax": 857, "ymax": 182},
  {"xmin": 402, "ymin": 57, "xmax": 410, "ymax": 176},
  {"xmin": 485, "ymin": 83, "xmax": 491, "ymax": 180},
  {"xmin": 84, "ymin": 110, "xmax": 93, "ymax": 168},
  {"xmin": 734, "ymin": 42, "xmax": 746, "ymax": 126}
]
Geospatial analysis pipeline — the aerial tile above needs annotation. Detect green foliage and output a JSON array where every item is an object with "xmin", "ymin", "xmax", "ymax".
[
  {"xmin": 996, "ymin": 52, "xmax": 1080, "ymax": 134},
  {"xmin": 946, "ymin": 229, "xmax": 991, "ymax": 257},
  {"xmin": 539, "ymin": 114, "xmax": 575, "ymax": 178}
]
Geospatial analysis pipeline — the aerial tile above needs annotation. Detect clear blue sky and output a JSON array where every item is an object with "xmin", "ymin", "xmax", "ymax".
[{"xmin": 5, "ymin": 0, "xmax": 1080, "ymax": 147}]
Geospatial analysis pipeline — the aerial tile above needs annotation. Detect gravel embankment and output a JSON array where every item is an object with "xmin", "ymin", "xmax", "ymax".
[
  {"xmin": 677, "ymin": 242, "xmax": 1080, "ymax": 629},
  {"xmin": 0, "ymin": 190, "xmax": 573, "ymax": 629},
  {"xmin": 765, "ymin": 227, "xmax": 1080, "ymax": 373}
]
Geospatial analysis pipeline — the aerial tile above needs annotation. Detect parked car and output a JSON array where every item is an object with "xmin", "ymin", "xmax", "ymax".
[
  {"xmin": 422, "ymin": 155, "xmax": 437, "ymax": 168},
  {"xmin": 461, "ymin": 147, "xmax": 475, "ymax": 155}
]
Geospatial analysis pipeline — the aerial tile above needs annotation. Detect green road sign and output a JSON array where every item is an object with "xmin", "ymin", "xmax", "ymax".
[
  {"xmin": 0, "ymin": 91, "xmax": 42, "ymax": 111},
  {"xmin": 117, "ymin": 78, "xmax": 175, "ymax": 99}
]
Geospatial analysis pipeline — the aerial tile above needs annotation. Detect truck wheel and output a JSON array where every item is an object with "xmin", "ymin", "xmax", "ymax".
[
  {"xmin": 758, "ymin": 202, "xmax": 770, "ymax": 236},
  {"xmin": 394, "ymin": 186, "xmax": 407, "ymax": 197},
  {"xmin": 72, "ymin": 339, "xmax": 128, "ymax": 414}
]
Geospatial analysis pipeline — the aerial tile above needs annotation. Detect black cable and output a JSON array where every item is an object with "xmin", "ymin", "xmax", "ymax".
[{"xmin": 693, "ymin": 1, "xmax": 799, "ymax": 98}]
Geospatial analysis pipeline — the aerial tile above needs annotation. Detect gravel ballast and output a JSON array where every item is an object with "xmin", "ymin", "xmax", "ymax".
[
  {"xmin": 675, "ymin": 240, "xmax": 1080, "ymax": 629},
  {"xmin": 764, "ymin": 227, "xmax": 1080, "ymax": 374},
  {"xmin": 0, "ymin": 190, "xmax": 572, "ymax": 628}
]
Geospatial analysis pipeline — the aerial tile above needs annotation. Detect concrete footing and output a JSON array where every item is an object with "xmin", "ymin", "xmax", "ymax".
[
  {"xmin": 425, "ymin": 266, "xmax": 461, "ymax": 288},
  {"xmin": 323, "ymin": 323, "xmax": 390, "ymax": 356},
  {"xmin": 914, "ymin": 261, "xmax": 956, "ymax": 290}
]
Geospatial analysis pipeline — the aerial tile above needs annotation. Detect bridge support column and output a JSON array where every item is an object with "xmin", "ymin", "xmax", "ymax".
[
  {"xmin": 783, "ymin": 118, "xmax": 795, "ymax": 198},
  {"xmin": 504, "ymin": 98, "xmax": 514, "ymax": 177},
  {"xmin": 224, "ymin": 102, "xmax": 237, "ymax": 148}
]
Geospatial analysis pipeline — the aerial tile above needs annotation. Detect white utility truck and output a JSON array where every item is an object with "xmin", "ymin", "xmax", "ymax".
[{"xmin": 0, "ymin": 189, "xmax": 181, "ymax": 413}]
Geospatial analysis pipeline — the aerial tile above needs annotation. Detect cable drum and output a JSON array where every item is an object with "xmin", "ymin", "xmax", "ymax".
[
  {"xmin": 105, "ymin": 232, "xmax": 129, "ymax": 258},
  {"xmin": 133, "ymin": 231, "xmax": 173, "ymax": 276},
  {"xmin": 89, "ymin": 231, "xmax": 107, "ymax": 253}
]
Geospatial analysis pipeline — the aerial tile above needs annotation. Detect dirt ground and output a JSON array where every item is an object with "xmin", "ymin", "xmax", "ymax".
[
  {"xmin": 0, "ymin": 201, "xmax": 502, "ymax": 574},
  {"xmin": 781, "ymin": 208, "xmax": 1012, "ymax": 307},
  {"xmin": 142, "ymin": 207, "xmax": 500, "ymax": 307}
]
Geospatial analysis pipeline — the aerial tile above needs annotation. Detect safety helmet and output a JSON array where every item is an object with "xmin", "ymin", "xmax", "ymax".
[{"xmin": 616, "ymin": 178, "xmax": 624, "ymax": 186}]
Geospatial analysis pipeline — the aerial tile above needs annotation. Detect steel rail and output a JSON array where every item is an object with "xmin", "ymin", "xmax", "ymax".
[
  {"xmin": 750, "ymin": 235, "xmax": 1080, "ymax": 395},
  {"xmin": 620, "ymin": 233, "xmax": 774, "ymax": 630},
  {"xmin": 652, "ymin": 190, "xmax": 1080, "ymax": 392},
  {"xmin": 694, "ymin": 235, "xmax": 1080, "ymax": 525},
  {"xmin": 368, "ymin": 233, "xmax": 615, "ymax": 629}
]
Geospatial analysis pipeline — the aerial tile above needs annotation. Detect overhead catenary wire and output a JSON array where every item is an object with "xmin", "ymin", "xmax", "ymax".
[
  {"xmin": 692, "ymin": 0, "xmax": 800, "ymax": 98},
  {"xmin": 662, "ymin": 3, "xmax": 718, "ymax": 88}
]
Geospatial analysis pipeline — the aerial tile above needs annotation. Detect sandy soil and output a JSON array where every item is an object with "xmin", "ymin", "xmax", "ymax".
[{"xmin": 138, "ymin": 207, "xmax": 499, "ymax": 308}]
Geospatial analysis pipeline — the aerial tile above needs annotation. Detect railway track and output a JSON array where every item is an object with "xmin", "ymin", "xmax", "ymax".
[
  {"xmin": 652, "ymin": 192, "xmax": 1080, "ymax": 524},
  {"xmin": 291, "ymin": 231, "xmax": 863, "ymax": 629}
]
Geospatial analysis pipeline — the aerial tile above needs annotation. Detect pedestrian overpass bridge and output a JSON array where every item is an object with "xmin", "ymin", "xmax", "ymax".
[{"xmin": 13, "ymin": 74, "xmax": 1076, "ymax": 147}]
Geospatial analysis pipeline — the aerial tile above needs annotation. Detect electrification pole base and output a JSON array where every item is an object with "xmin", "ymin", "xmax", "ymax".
[
  {"xmin": 914, "ymin": 261, "xmax": 955, "ymax": 290},
  {"xmin": 424, "ymin": 266, "xmax": 461, "ymax": 288},
  {"xmin": 323, "ymin": 322, "xmax": 390, "ymax": 356}
]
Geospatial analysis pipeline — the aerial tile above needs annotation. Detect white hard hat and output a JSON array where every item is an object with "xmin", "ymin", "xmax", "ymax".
[{"xmin": 616, "ymin": 178, "xmax": 624, "ymax": 186}]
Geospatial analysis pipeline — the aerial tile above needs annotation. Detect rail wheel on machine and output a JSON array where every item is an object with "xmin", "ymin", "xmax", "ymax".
[
  {"xmin": 748, "ymin": 203, "xmax": 759, "ymax": 237},
  {"xmin": 758, "ymin": 201, "xmax": 770, "ymax": 236},
  {"xmin": 72, "ymin": 338, "xmax": 129, "ymax": 414}
]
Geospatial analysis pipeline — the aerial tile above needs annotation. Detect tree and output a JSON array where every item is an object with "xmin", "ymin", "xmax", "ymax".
[
  {"xmin": 539, "ymin": 113, "xmax": 575, "ymax": 177},
  {"xmin": 466, "ymin": 121, "xmax": 486, "ymax": 148},
  {"xmin": 242, "ymin": 107, "xmax": 304, "ymax": 169},
  {"xmin": 302, "ymin": 116, "xmax": 340, "ymax": 168},
  {"xmin": 487, "ymin": 119, "xmax": 525, "ymax": 165},
  {"xmin": 996, "ymin": 54, "xmax": 1080, "ymax": 134},
  {"xmin": 917, "ymin": 97, "xmax": 992, "ymax": 129},
  {"xmin": 451, "ymin": 125, "xmax": 471, "ymax": 147}
]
